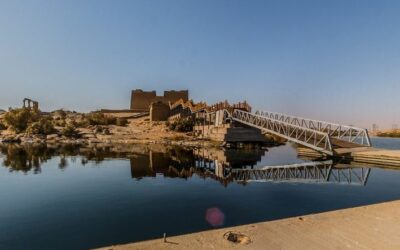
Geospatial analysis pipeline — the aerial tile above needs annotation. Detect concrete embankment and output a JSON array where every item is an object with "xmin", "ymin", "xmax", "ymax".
[
  {"xmin": 298, "ymin": 146, "xmax": 400, "ymax": 167},
  {"xmin": 97, "ymin": 200, "xmax": 400, "ymax": 250},
  {"xmin": 350, "ymin": 149, "xmax": 400, "ymax": 166}
]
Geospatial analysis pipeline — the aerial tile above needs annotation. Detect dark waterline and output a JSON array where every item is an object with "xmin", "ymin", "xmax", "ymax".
[{"xmin": 1, "ymin": 138, "xmax": 400, "ymax": 250}]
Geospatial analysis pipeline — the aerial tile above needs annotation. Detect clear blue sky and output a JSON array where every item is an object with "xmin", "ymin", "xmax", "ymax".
[{"xmin": 0, "ymin": 0, "xmax": 399, "ymax": 129}]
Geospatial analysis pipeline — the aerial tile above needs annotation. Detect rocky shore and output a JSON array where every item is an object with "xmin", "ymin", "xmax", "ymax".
[
  {"xmin": 0, "ymin": 109, "xmax": 212, "ymax": 147},
  {"xmin": 0, "ymin": 128, "xmax": 218, "ymax": 148},
  {"xmin": 0, "ymin": 109, "xmax": 281, "ymax": 149}
]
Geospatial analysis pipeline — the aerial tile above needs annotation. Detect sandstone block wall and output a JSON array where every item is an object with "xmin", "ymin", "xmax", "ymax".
[
  {"xmin": 130, "ymin": 90, "xmax": 157, "ymax": 110},
  {"xmin": 130, "ymin": 89, "xmax": 189, "ymax": 111},
  {"xmin": 163, "ymin": 90, "xmax": 189, "ymax": 103},
  {"xmin": 150, "ymin": 102, "xmax": 170, "ymax": 122}
]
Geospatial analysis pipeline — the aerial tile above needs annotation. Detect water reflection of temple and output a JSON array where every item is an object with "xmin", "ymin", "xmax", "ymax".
[
  {"xmin": 128, "ymin": 146, "xmax": 371, "ymax": 186},
  {"xmin": 129, "ymin": 146, "xmax": 266, "ymax": 186},
  {"xmin": 193, "ymin": 148, "xmax": 265, "ymax": 168},
  {"xmin": 0, "ymin": 143, "xmax": 373, "ymax": 186}
]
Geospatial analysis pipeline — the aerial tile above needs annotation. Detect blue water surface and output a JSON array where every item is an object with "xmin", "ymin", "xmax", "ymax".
[{"xmin": 0, "ymin": 138, "xmax": 399, "ymax": 250}]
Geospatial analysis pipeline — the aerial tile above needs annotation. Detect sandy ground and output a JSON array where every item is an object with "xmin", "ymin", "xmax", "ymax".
[
  {"xmin": 97, "ymin": 200, "xmax": 400, "ymax": 250},
  {"xmin": 369, "ymin": 130, "xmax": 400, "ymax": 137},
  {"xmin": 88, "ymin": 115, "xmax": 219, "ymax": 147},
  {"xmin": 0, "ymin": 113, "xmax": 216, "ymax": 147},
  {"xmin": 97, "ymin": 116, "xmax": 191, "ymax": 142}
]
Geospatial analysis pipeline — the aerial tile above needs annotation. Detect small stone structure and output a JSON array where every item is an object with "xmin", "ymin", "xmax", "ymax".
[
  {"xmin": 192, "ymin": 101, "xmax": 266, "ymax": 143},
  {"xmin": 23, "ymin": 98, "xmax": 39, "ymax": 112},
  {"xmin": 168, "ymin": 100, "xmax": 205, "ymax": 122},
  {"xmin": 130, "ymin": 89, "xmax": 263, "ymax": 143},
  {"xmin": 208, "ymin": 100, "xmax": 251, "ymax": 113},
  {"xmin": 130, "ymin": 89, "xmax": 188, "ymax": 111},
  {"xmin": 150, "ymin": 102, "xmax": 171, "ymax": 122}
]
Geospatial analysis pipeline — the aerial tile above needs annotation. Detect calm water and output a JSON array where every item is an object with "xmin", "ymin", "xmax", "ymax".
[{"xmin": 1, "ymin": 137, "xmax": 400, "ymax": 250}]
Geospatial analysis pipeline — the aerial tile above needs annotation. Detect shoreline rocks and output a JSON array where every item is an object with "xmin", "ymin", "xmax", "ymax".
[
  {"xmin": 0, "ymin": 127, "xmax": 280, "ymax": 149},
  {"xmin": 0, "ymin": 133, "xmax": 216, "ymax": 148},
  {"xmin": 0, "ymin": 134, "xmax": 265, "ymax": 149}
]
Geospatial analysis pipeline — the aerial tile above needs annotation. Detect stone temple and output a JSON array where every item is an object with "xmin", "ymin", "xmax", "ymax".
[
  {"xmin": 130, "ymin": 89, "xmax": 188, "ymax": 111},
  {"xmin": 104, "ymin": 88, "xmax": 264, "ymax": 143}
]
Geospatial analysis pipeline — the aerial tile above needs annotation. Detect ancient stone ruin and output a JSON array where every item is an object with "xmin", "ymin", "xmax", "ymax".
[
  {"xmin": 23, "ymin": 98, "xmax": 39, "ymax": 112},
  {"xmin": 149, "ymin": 102, "xmax": 171, "ymax": 122},
  {"xmin": 129, "ymin": 89, "xmax": 260, "ymax": 142},
  {"xmin": 130, "ymin": 89, "xmax": 188, "ymax": 111},
  {"xmin": 130, "ymin": 89, "xmax": 252, "ymax": 124}
]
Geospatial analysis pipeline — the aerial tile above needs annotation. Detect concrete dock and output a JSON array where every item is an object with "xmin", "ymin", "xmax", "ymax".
[
  {"xmin": 350, "ymin": 149, "xmax": 400, "ymax": 166},
  {"xmin": 298, "ymin": 146, "xmax": 400, "ymax": 167},
  {"xmin": 97, "ymin": 200, "xmax": 400, "ymax": 250}
]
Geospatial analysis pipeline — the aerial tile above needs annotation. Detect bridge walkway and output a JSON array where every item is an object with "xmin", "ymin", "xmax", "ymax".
[{"xmin": 230, "ymin": 109, "xmax": 371, "ymax": 156}]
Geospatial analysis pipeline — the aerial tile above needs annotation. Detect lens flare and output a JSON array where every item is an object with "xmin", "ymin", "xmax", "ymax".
[{"xmin": 205, "ymin": 207, "xmax": 225, "ymax": 227}]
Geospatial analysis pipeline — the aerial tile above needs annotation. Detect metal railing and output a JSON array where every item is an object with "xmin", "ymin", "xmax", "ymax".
[
  {"xmin": 232, "ymin": 109, "xmax": 334, "ymax": 155},
  {"xmin": 195, "ymin": 109, "xmax": 231, "ymax": 126},
  {"xmin": 255, "ymin": 110, "xmax": 371, "ymax": 147}
]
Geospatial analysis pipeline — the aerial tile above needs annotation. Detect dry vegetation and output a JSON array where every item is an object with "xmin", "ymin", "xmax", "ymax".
[
  {"xmin": 376, "ymin": 130, "xmax": 400, "ymax": 138},
  {"xmin": 166, "ymin": 117, "xmax": 194, "ymax": 132},
  {"xmin": 0, "ymin": 109, "xmax": 201, "ymax": 146},
  {"xmin": 0, "ymin": 108, "xmax": 128, "ymax": 137}
]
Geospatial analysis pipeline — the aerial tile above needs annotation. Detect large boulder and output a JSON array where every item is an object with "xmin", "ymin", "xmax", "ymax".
[
  {"xmin": 88, "ymin": 138, "xmax": 102, "ymax": 144},
  {"xmin": 46, "ymin": 134, "xmax": 59, "ymax": 141},
  {"xmin": 81, "ymin": 133, "xmax": 96, "ymax": 139},
  {"xmin": 0, "ymin": 135, "xmax": 21, "ymax": 143}
]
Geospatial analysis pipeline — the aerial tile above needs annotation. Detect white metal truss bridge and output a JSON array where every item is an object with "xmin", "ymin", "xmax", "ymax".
[{"xmin": 230, "ymin": 109, "xmax": 371, "ymax": 156}]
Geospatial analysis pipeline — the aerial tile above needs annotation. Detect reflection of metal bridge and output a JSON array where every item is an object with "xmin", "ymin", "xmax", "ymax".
[
  {"xmin": 230, "ymin": 109, "xmax": 371, "ymax": 156},
  {"xmin": 194, "ymin": 158, "xmax": 370, "ymax": 186},
  {"xmin": 230, "ymin": 161, "xmax": 370, "ymax": 186}
]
